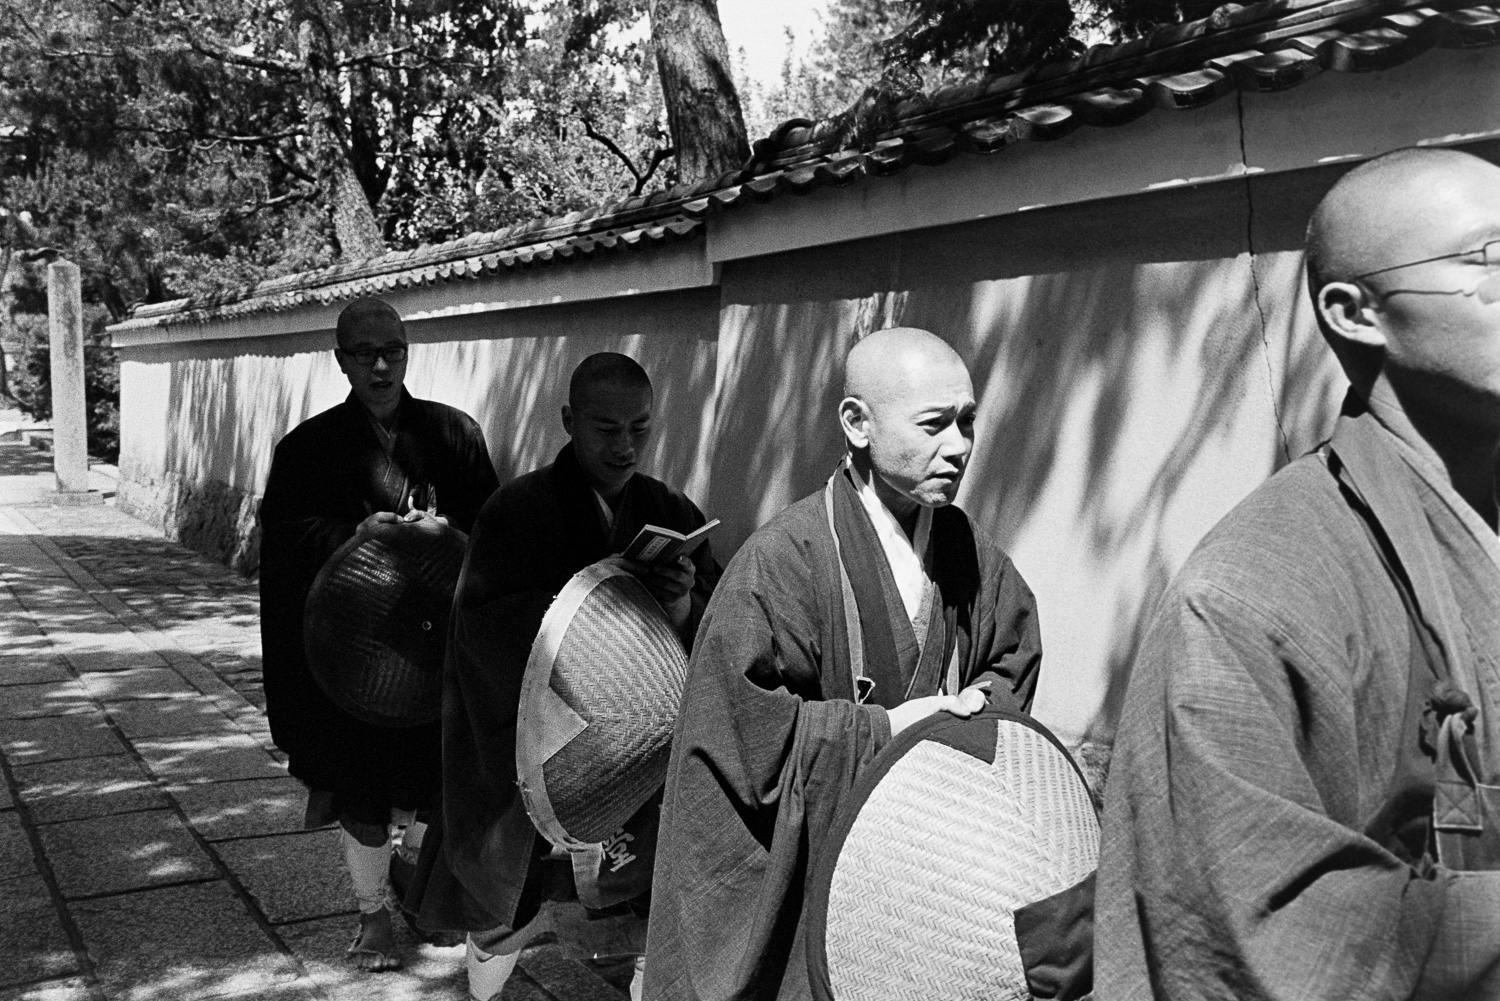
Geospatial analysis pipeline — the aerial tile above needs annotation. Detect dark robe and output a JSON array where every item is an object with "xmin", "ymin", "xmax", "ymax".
[
  {"xmin": 259, "ymin": 390, "xmax": 499, "ymax": 823},
  {"xmin": 414, "ymin": 442, "xmax": 720, "ymax": 933},
  {"xmin": 1097, "ymin": 401, "xmax": 1500, "ymax": 1000},
  {"xmin": 645, "ymin": 467, "xmax": 1043, "ymax": 1001}
]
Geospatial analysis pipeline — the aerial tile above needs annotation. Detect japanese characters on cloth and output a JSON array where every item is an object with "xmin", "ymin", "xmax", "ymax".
[
  {"xmin": 645, "ymin": 466, "xmax": 1042, "ymax": 1001},
  {"xmin": 259, "ymin": 390, "xmax": 498, "ymax": 825}
]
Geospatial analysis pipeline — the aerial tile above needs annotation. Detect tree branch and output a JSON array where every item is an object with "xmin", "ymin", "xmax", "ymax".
[
  {"xmin": 188, "ymin": 37, "xmax": 300, "ymax": 75},
  {"xmin": 337, "ymin": 44, "xmax": 414, "ymax": 69},
  {"xmin": 576, "ymin": 106, "xmax": 674, "ymax": 197}
]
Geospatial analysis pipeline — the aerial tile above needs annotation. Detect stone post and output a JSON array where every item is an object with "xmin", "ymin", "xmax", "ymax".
[{"xmin": 47, "ymin": 260, "xmax": 90, "ymax": 494}]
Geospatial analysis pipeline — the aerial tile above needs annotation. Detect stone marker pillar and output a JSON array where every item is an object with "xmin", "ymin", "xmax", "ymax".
[{"xmin": 47, "ymin": 260, "xmax": 90, "ymax": 494}]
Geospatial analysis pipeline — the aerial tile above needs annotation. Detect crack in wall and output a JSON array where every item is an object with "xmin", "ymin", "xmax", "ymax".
[{"xmin": 1238, "ymin": 89, "xmax": 1294, "ymax": 466}]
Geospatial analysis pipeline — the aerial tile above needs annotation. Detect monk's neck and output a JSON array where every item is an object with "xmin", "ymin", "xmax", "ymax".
[
  {"xmin": 850, "ymin": 453, "xmax": 921, "ymax": 538},
  {"xmin": 1365, "ymin": 385, "xmax": 1500, "ymax": 529}
]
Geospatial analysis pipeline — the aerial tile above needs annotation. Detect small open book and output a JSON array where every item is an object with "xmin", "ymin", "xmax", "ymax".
[{"xmin": 621, "ymin": 519, "xmax": 720, "ymax": 565}]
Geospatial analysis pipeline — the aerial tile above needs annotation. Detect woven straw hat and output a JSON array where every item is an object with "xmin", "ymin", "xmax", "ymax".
[
  {"xmin": 517, "ymin": 562, "xmax": 687, "ymax": 851},
  {"xmin": 807, "ymin": 708, "xmax": 1099, "ymax": 1001},
  {"xmin": 302, "ymin": 523, "xmax": 467, "ymax": 728}
]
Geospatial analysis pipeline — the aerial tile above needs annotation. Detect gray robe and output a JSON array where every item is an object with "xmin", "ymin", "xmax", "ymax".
[{"xmin": 1097, "ymin": 401, "xmax": 1500, "ymax": 1000}]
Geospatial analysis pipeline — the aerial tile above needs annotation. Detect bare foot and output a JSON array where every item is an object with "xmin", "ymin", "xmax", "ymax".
[{"xmin": 347, "ymin": 908, "xmax": 402, "ymax": 972}]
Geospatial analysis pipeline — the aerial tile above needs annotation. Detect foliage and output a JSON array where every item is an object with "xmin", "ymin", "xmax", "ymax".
[
  {"xmin": 0, "ymin": 0, "xmax": 676, "ymax": 314},
  {"xmin": 7, "ymin": 308, "xmax": 121, "ymax": 461},
  {"xmin": 743, "ymin": 0, "xmax": 1227, "ymax": 146}
]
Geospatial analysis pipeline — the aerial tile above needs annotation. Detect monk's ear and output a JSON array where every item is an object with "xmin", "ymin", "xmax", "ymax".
[
  {"xmin": 1316, "ymin": 281, "xmax": 1388, "ymax": 353},
  {"xmin": 839, "ymin": 396, "xmax": 871, "ymax": 450},
  {"xmin": 561, "ymin": 404, "xmax": 575, "ymax": 438}
]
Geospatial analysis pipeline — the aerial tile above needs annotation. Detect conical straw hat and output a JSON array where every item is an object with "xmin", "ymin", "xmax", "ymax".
[
  {"xmin": 517, "ymin": 562, "xmax": 688, "ymax": 850},
  {"xmin": 807, "ymin": 708, "xmax": 1099, "ymax": 1001},
  {"xmin": 303, "ymin": 523, "xmax": 466, "ymax": 728}
]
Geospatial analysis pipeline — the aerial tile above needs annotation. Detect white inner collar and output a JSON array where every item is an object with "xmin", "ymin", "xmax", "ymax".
[{"xmin": 847, "ymin": 461, "xmax": 933, "ymax": 625}]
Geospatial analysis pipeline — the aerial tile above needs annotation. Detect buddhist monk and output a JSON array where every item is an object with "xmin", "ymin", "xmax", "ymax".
[
  {"xmin": 411, "ymin": 352, "xmax": 720, "ymax": 1000},
  {"xmin": 646, "ymin": 327, "xmax": 1044, "ymax": 999},
  {"xmin": 259, "ymin": 297, "xmax": 499, "ymax": 970},
  {"xmin": 1098, "ymin": 147, "xmax": 1500, "ymax": 998}
]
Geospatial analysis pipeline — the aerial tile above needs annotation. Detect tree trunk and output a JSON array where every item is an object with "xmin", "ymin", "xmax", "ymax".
[
  {"xmin": 649, "ymin": 0, "xmax": 750, "ymax": 185},
  {"xmin": 295, "ymin": 14, "xmax": 386, "ymax": 261}
]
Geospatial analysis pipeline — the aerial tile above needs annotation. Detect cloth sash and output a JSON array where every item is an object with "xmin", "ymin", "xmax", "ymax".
[
  {"xmin": 1327, "ymin": 403, "xmax": 1500, "ymax": 871},
  {"xmin": 823, "ymin": 467, "xmax": 954, "ymax": 710}
]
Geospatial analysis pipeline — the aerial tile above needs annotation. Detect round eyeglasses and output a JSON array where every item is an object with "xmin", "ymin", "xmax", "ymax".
[
  {"xmin": 340, "ymin": 345, "xmax": 408, "ymax": 366},
  {"xmin": 1355, "ymin": 239, "xmax": 1500, "ymax": 304}
]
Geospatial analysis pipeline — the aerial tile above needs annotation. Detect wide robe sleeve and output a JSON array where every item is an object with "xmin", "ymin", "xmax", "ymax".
[
  {"xmin": 647, "ymin": 523, "xmax": 892, "ymax": 1001},
  {"xmin": 1097, "ymin": 577, "xmax": 1500, "ymax": 1001},
  {"xmin": 963, "ymin": 543, "xmax": 1042, "ymax": 714},
  {"xmin": 258, "ymin": 432, "xmax": 361, "ymax": 764}
]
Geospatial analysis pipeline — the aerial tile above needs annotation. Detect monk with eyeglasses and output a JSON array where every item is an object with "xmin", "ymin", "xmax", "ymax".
[
  {"xmin": 259, "ymin": 298, "xmax": 499, "ymax": 972},
  {"xmin": 1099, "ymin": 147, "xmax": 1500, "ymax": 999}
]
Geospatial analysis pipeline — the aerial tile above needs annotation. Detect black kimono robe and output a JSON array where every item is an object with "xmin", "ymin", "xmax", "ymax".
[
  {"xmin": 415, "ymin": 442, "xmax": 720, "ymax": 934},
  {"xmin": 259, "ymin": 390, "xmax": 498, "ymax": 824},
  {"xmin": 645, "ymin": 467, "xmax": 1043, "ymax": 1001},
  {"xmin": 1098, "ymin": 401, "xmax": 1500, "ymax": 1000}
]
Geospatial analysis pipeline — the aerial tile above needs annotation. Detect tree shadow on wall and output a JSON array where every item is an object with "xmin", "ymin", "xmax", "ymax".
[{"xmin": 704, "ymin": 184, "xmax": 1343, "ymax": 754}]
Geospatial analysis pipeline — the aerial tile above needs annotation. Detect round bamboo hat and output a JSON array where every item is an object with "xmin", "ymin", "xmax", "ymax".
[
  {"xmin": 807, "ymin": 708, "xmax": 1099, "ymax": 1001},
  {"xmin": 517, "ymin": 562, "xmax": 688, "ymax": 851},
  {"xmin": 302, "ymin": 523, "xmax": 467, "ymax": 728}
]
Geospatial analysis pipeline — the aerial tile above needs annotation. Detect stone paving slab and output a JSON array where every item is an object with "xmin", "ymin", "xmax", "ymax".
[
  {"xmin": 132, "ymin": 732, "xmax": 285, "ymax": 786},
  {"xmin": 106, "ymin": 697, "xmax": 240, "ymax": 741},
  {"xmin": 0, "ymin": 655, "xmax": 75, "ymax": 687},
  {"xmin": 0, "ymin": 810, "xmax": 38, "ymax": 881},
  {"xmin": 70, "ymin": 880, "xmax": 303, "ymax": 1001},
  {"xmin": 0, "ymin": 682, "xmax": 95, "ymax": 721},
  {"xmin": 78, "ymin": 669, "xmax": 198, "ymax": 702},
  {"xmin": 0, "ymin": 874, "xmax": 81, "ymax": 988},
  {"xmin": 277, "ymin": 914, "xmax": 467, "ymax": 1001},
  {"xmin": 0, "ymin": 711, "xmax": 127, "ymax": 765},
  {"xmin": 14, "ymin": 754, "xmax": 165, "ymax": 824},
  {"xmin": 172, "ymin": 777, "xmax": 312, "ymax": 842},
  {"xmin": 214, "ymin": 830, "xmax": 352, "ymax": 925},
  {"xmin": 0, "ymin": 977, "xmax": 93, "ymax": 1001},
  {"xmin": 38, "ymin": 809, "xmax": 216, "ymax": 898}
]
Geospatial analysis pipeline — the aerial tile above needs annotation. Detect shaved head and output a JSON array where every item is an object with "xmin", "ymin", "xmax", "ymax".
[
  {"xmin": 336, "ymin": 297, "xmax": 404, "ymax": 350},
  {"xmin": 1306, "ymin": 146, "xmax": 1500, "ymax": 435},
  {"xmin": 569, "ymin": 352, "xmax": 652, "ymax": 412},
  {"xmin": 840, "ymin": 327, "xmax": 976, "ymax": 514},
  {"xmin": 845, "ymin": 327, "xmax": 968, "ymax": 404},
  {"xmin": 1307, "ymin": 148, "xmax": 1498, "ymax": 298}
]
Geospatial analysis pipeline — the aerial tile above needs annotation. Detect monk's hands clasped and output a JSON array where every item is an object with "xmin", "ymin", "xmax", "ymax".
[
  {"xmin": 356, "ymin": 507, "xmax": 451, "ymax": 542},
  {"xmin": 602, "ymin": 554, "xmax": 695, "ymax": 631},
  {"xmin": 885, "ymin": 680, "xmax": 991, "ymax": 737}
]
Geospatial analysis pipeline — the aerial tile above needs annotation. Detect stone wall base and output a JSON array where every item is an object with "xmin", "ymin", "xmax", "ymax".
[{"xmin": 118, "ymin": 468, "xmax": 260, "ymax": 576}]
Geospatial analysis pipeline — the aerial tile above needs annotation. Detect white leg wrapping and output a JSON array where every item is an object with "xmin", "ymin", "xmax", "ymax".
[
  {"xmin": 630, "ymin": 955, "xmax": 646, "ymax": 1001},
  {"xmin": 340, "ymin": 828, "xmax": 393, "ymax": 914},
  {"xmin": 466, "ymin": 935, "xmax": 519, "ymax": 1001}
]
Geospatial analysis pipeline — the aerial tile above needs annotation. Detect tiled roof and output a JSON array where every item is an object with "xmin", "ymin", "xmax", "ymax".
[{"xmin": 116, "ymin": 0, "xmax": 1500, "ymax": 331}]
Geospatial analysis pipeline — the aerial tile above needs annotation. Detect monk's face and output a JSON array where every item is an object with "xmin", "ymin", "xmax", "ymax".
[
  {"xmin": 862, "ymin": 356, "xmax": 977, "ymax": 508},
  {"xmin": 1338, "ymin": 157, "xmax": 1500, "ymax": 425},
  {"xmin": 336, "ymin": 312, "xmax": 408, "ymax": 412},
  {"xmin": 563, "ymin": 381, "xmax": 653, "ymax": 501}
]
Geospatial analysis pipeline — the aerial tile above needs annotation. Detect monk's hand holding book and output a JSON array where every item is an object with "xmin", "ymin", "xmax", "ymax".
[
  {"xmin": 885, "ymin": 680, "xmax": 991, "ymax": 737},
  {"xmin": 599, "ymin": 553, "xmax": 695, "ymax": 632}
]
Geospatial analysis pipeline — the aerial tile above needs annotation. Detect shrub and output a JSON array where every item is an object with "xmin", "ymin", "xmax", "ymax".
[{"xmin": 8, "ymin": 307, "xmax": 121, "ymax": 462}]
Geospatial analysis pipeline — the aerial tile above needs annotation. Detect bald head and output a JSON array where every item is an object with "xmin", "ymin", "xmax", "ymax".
[
  {"xmin": 841, "ymin": 328, "xmax": 976, "ymax": 513},
  {"xmin": 569, "ymin": 352, "xmax": 652, "ymax": 412},
  {"xmin": 1306, "ymin": 147, "xmax": 1500, "ymax": 430},
  {"xmin": 336, "ymin": 297, "xmax": 404, "ymax": 350},
  {"xmin": 845, "ymin": 327, "xmax": 969, "ymax": 405},
  {"xmin": 1307, "ymin": 149, "xmax": 1500, "ymax": 298}
]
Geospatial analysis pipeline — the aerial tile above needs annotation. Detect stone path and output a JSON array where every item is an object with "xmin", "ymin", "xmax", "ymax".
[{"xmin": 0, "ymin": 436, "xmax": 632, "ymax": 1001}]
